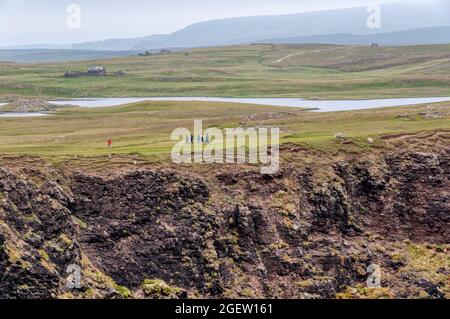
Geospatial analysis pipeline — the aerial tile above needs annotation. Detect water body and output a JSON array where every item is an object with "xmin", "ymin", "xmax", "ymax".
[
  {"xmin": 50, "ymin": 97, "xmax": 450, "ymax": 112},
  {"xmin": 0, "ymin": 104, "xmax": 49, "ymax": 117},
  {"xmin": 0, "ymin": 112, "xmax": 49, "ymax": 118},
  {"xmin": 0, "ymin": 102, "xmax": 49, "ymax": 117},
  {"xmin": 2, "ymin": 97, "xmax": 450, "ymax": 117}
]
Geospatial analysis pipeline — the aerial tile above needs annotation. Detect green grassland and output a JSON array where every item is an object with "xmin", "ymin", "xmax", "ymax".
[
  {"xmin": 1, "ymin": 44, "xmax": 450, "ymax": 100},
  {"xmin": 0, "ymin": 100, "xmax": 448, "ymax": 161},
  {"xmin": 1, "ymin": 44, "xmax": 449, "ymax": 161}
]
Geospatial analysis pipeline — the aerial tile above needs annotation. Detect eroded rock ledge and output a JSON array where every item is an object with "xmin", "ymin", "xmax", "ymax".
[{"xmin": 0, "ymin": 147, "xmax": 448, "ymax": 299}]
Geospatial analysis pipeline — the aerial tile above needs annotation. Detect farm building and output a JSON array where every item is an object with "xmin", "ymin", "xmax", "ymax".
[
  {"xmin": 87, "ymin": 66, "xmax": 106, "ymax": 75},
  {"xmin": 64, "ymin": 66, "xmax": 106, "ymax": 78},
  {"xmin": 64, "ymin": 71, "xmax": 82, "ymax": 78}
]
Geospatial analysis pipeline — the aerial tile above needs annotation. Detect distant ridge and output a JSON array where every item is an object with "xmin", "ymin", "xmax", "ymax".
[
  {"xmin": 0, "ymin": 49, "xmax": 138, "ymax": 63},
  {"xmin": 2, "ymin": 1, "xmax": 450, "ymax": 55},
  {"xmin": 69, "ymin": 1, "xmax": 450, "ymax": 51},
  {"xmin": 256, "ymin": 27, "xmax": 450, "ymax": 46}
]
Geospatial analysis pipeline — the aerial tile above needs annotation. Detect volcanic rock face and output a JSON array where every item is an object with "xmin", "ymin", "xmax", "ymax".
[
  {"xmin": 0, "ymin": 168, "xmax": 78, "ymax": 298},
  {"xmin": 0, "ymin": 148, "xmax": 448, "ymax": 299},
  {"xmin": 70, "ymin": 171, "xmax": 211, "ymax": 292}
]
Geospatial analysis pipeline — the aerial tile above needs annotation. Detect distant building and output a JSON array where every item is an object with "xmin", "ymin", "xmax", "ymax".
[
  {"xmin": 138, "ymin": 51, "xmax": 153, "ymax": 57},
  {"xmin": 64, "ymin": 71, "xmax": 82, "ymax": 78},
  {"xmin": 87, "ymin": 66, "xmax": 106, "ymax": 76},
  {"xmin": 64, "ymin": 66, "xmax": 106, "ymax": 77}
]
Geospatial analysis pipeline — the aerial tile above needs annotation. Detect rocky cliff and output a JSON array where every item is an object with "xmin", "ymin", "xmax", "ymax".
[{"xmin": 0, "ymin": 134, "xmax": 448, "ymax": 299}]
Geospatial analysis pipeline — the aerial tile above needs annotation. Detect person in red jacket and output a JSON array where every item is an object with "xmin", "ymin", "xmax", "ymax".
[{"xmin": 107, "ymin": 138, "xmax": 112, "ymax": 148}]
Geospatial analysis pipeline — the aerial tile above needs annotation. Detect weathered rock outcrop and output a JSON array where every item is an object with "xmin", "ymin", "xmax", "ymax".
[
  {"xmin": 0, "ymin": 147, "xmax": 448, "ymax": 299},
  {"xmin": 0, "ymin": 99, "xmax": 75, "ymax": 113}
]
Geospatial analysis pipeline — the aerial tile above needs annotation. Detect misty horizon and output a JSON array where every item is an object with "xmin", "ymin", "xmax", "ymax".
[{"xmin": 2, "ymin": 0, "xmax": 443, "ymax": 47}]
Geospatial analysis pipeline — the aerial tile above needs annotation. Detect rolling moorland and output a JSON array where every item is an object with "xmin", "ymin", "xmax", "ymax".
[
  {"xmin": 0, "ymin": 44, "xmax": 449, "ymax": 299},
  {"xmin": 1, "ymin": 44, "xmax": 450, "ymax": 100},
  {"xmin": 0, "ymin": 101, "xmax": 449, "ymax": 159}
]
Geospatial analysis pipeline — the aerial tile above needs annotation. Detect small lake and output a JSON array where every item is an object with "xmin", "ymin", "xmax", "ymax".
[
  {"xmin": 2, "ymin": 97, "xmax": 450, "ymax": 117},
  {"xmin": 50, "ymin": 97, "xmax": 450, "ymax": 112},
  {"xmin": 0, "ymin": 103, "xmax": 49, "ymax": 117},
  {"xmin": 0, "ymin": 112, "xmax": 49, "ymax": 118}
]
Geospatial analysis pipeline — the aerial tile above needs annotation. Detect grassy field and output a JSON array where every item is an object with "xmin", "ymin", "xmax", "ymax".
[
  {"xmin": 0, "ymin": 100, "xmax": 448, "ymax": 162},
  {"xmin": 1, "ymin": 44, "xmax": 450, "ymax": 100},
  {"xmin": 1, "ymin": 43, "xmax": 449, "ymax": 161}
]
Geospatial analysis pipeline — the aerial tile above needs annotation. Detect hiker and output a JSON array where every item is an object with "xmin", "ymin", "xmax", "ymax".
[
  {"xmin": 205, "ymin": 134, "xmax": 209, "ymax": 144},
  {"xmin": 191, "ymin": 134, "xmax": 194, "ymax": 144},
  {"xmin": 107, "ymin": 138, "xmax": 112, "ymax": 148}
]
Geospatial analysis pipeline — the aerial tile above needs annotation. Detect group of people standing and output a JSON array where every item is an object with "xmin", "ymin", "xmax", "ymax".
[{"xmin": 186, "ymin": 134, "xmax": 210, "ymax": 144}]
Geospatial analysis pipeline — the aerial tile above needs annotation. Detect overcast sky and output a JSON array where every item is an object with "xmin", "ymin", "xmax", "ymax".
[{"xmin": 0, "ymin": 0, "xmax": 442, "ymax": 46}]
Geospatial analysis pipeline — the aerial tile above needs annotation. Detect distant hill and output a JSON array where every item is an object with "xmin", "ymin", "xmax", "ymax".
[
  {"xmin": 3, "ymin": 1, "xmax": 450, "ymax": 57},
  {"xmin": 1, "ymin": 44, "xmax": 73, "ymax": 50},
  {"xmin": 70, "ymin": 1, "xmax": 450, "ymax": 51},
  {"xmin": 259, "ymin": 27, "xmax": 450, "ymax": 46},
  {"xmin": 0, "ymin": 49, "xmax": 138, "ymax": 63},
  {"xmin": 72, "ymin": 35, "xmax": 170, "ymax": 51}
]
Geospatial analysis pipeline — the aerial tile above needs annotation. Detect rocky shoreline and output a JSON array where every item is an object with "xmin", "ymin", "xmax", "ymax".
[{"xmin": 0, "ymin": 99, "xmax": 73, "ymax": 113}]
